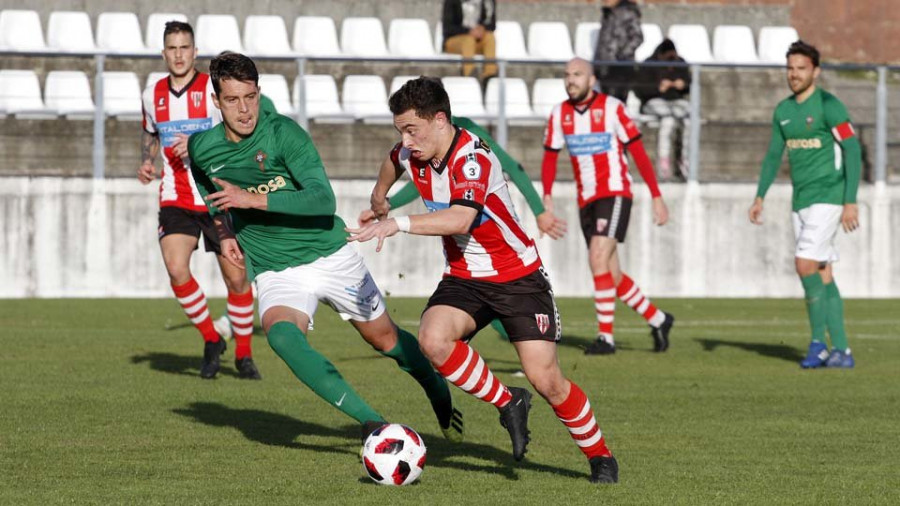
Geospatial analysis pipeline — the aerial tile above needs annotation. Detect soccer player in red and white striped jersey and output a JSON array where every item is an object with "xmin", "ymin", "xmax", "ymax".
[
  {"xmin": 138, "ymin": 21, "xmax": 258, "ymax": 380},
  {"xmin": 349, "ymin": 77, "xmax": 619, "ymax": 483},
  {"xmin": 542, "ymin": 57, "xmax": 674, "ymax": 355}
]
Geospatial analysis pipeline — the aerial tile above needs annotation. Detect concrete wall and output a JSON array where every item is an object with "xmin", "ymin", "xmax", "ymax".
[{"xmin": 1, "ymin": 177, "xmax": 896, "ymax": 299}]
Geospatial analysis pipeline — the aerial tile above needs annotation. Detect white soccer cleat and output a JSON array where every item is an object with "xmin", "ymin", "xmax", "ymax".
[{"xmin": 213, "ymin": 315, "xmax": 233, "ymax": 341}]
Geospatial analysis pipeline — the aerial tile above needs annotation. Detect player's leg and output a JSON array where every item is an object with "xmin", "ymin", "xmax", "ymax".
[
  {"xmin": 215, "ymin": 253, "xmax": 259, "ymax": 379},
  {"xmin": 513, "ymin": 339, "xmax": 617, "ymax": 483},
  {"xmin": 478, "ymin": 30, "xmax": 497, "ymax": 80},
  {"xmin": 256, "ymin": 267, "xmax": 384, "ymax": 426},
  {"xmin": 585, "ymin": 235, "xmax": 619, "ymax": 354},
  {"xmin": 820, "ymin": 263, "xmax": 853, "ymax": 367},
  {"xmin": 444, "ymin": 34, "xmax": 478, "ymax": 77},
  {"xmin": 645, "ymin": 99, "xmax": 675, "ymax": 180},
  {"xmin": 489, "ymin": 319, "xmax": 510, "ymax": 340},
  {"xmin": 611, "ymin": 253, "xmax": 674, "ymax": 352}
]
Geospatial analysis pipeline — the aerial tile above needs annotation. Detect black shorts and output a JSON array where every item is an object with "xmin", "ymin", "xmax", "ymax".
[
  {"xmin": 579, "ymin": 196, "xmax": 632, "ymax": 244},
  {"xmin": 425, "ymin": 267, "xmax": 561, "ymax": 343},
  {"xmin": 158, "ymin": 207, "xmax": 221, "ymax": 254}
]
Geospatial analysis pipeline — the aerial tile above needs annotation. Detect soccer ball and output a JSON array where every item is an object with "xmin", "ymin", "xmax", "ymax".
[{"xmin": 361, "ymin": 423, "xmax": 427, "ymax": 486}]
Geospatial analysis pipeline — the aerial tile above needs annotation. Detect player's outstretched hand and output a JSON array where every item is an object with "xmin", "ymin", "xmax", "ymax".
[
  {"xmin": 207, "ymin": 177, "xmax": 261, "ymax": 212},
  {"xmin": 346, "ymin": 219, "xmax": 400, "ymax": 253},
  {"xmin": 652, "ymin": 197, "xmax": 669, "ymax": 226},
  {"xmin": 841, "ymin": 203, "xmax": 859, "ymax": 232},
  {"xmin": 536, "ymin": 211, "xmax": 567, "ymax": 239},
  {"xmin": 749, "ymin": 197, "xmax": 764, "ymax": 225},
  {"xmin": 171, "ymin": 133, "xmax": 190, "ymax": 159},
  {"xmin": 220, "ymin": 238, "xmax": 245, "ymax": 270},
  {"xmin": 137, "ymin": 161, "xmax": 157, "ymax": 184}
]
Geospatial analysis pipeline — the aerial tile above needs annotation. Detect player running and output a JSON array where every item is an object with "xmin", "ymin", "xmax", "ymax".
[
  {"xmin": 349, "ymin": 77, "xmax": 619, "ymax": 483},
  {"xmin": 187, "ymin": 53, "xmax": 462, "ymax": 442},
  {"xmin": 542, "ymin": 57, "xmax": 674, "ymax": 355},
  {"xmin": 749, "ymin": 40, "xmax": 861, "ymax": 369},
  {"xmin": 138, "ymin": 21, "xmax": 258, "ymax": 380}
]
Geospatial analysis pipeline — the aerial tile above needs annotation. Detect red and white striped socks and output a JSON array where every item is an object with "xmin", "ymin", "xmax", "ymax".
[
  {"xmin": 227, "ymin": 289, "xmax": 254, "ymax": 359},
  {"xmin": 436, "ymin": 341, "xmax": 512, "ymax": 409},
  {"xmin": 552, "ymin": 382, "xmax": 611, "ymax": 458},
  {"xmin": 617, "ymin": 274, "xmax": 665, "ymax": 328},
  {"xmin": 171, "ymin": 277, "xmax": 219, "ymax": 342},
  {"xmin": 593, "ymin": 273, "xmax": 616, "ymax": 343}
]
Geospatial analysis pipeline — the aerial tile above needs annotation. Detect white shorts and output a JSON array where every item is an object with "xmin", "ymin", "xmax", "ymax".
[
  {"xmin": 792, "ymin": 203, "xmax": 842, "ymax": 263},
  {"xmin": 255, "ymin": 244, "xmax": 387, "ymax": 324}
]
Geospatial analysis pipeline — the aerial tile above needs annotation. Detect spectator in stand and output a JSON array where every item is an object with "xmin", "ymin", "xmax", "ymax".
[
  {"xmin": 442, "ymin": 0, "xmax": 497, "ymax": 82},
  {"xmin": 592, "ymin": 0, "xmax": 643, "ymax": 101},
  {"xmin": 638, "ymin": 39, "xmax": 691, "ymax": 181}
]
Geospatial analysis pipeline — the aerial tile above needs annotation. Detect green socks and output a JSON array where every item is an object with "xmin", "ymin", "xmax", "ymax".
[
  {"xmin": 267, "ymin": 321, "xmax": 383, "ymax": 424},
  {"xmin": 800, "ymin": 273, "xmax": 827, "ymax": 344},
  {"xmin": 824, "ymin": 281, "xmax": 849, "ymax": 351},
  {"xmin": 381, "ymin": 327, "xmax": 454, "ymax": 428},
  {"xmin": 489, "ymin": 319, "xmax": 509, "ymax": 341}
]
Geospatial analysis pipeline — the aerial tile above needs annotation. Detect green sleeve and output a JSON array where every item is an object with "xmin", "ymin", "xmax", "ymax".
[
  {"xmin": 266, "ymin": 119, "xmax": 337, "ymax": 216},
  {"xmin": 388, "ymin": 181, "xmax": 421, "ymax": 209},
  {"xmin": 453, "ymin": 116, "xmax": 545, "ymax": 215},
  {"xmin": 823, "ymin": 95, "xmax": 861, "ymax": 204},
  {"xmin": 756, "ymin": 111, "xmax": 785, "ymax": 200},
  {"xmin": 187, "ymin": 134, "xmax": 222, "ymax": 216}
]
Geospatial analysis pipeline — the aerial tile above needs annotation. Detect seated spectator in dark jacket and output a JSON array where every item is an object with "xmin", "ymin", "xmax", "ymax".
[
  {"xmin": 638, "ymin": 39, "xmax": 691, "ymax": 180},
  {"xmin": 442, "ymin": 0, "xmax": 497, "ymax": 81}
]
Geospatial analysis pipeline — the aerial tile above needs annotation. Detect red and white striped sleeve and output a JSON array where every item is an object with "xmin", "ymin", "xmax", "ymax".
[
  {"xmin": 543, "ymin": 103, "xmax": 565, "ymax": 151},
  {"xmin": 614, "ymin": 101, "xmax": 641, "ymax": 144}
]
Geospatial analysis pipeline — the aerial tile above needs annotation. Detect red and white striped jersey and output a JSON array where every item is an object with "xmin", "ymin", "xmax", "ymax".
[
  {"xmin": 543, "ymin": 93, "xmax": 642, "ymax": 207},
  {"xmin": 142, "ymin": 72, "xmax": 221, "ymax": 212},
  {"xmin": 391, "ymin": 128, "xmax": 541, "ymax": 283}
]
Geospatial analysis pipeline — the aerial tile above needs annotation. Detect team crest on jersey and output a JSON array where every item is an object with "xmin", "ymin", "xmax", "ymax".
[
  {"xmin": 190, "ymin": 91, "xmax": 204, "ymax": 109},
  {"xmin": 255, "ymin": 150, "xmax": 267, "ymax": 171},
  {"xmin": 592, "ymin": 109, "xmax": 604, "ymax": 123},
  {"xmin": 463, "ymin": 189, "xmax": 475, "ymax": 201},
  {"xmin": 563, "ymin": 113, "xmax": 573, "ymax": 125},
  {"xmin": 596, "ymin": 218, "xmax": 608, "ymax": 233},
  {"xmin": 806, "ymin": 116, "xmax": 814, "ymax": 129},
  {"xmin": 535, "ymin": 313, "xmax": 550, "ymax": 335}
]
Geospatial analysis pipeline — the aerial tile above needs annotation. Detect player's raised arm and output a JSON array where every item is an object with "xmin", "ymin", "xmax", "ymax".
[
  {"xmin": 263, "ymin": 120, "xmax": 338, "ymax": 217},
  {"xmin": 370, "ymin": 149, "xmax": 407, "ymax": 219}
]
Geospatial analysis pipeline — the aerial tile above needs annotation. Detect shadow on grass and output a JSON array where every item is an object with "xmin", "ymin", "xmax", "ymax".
[
  {"xmin": 557, "ymin": 334, "xmax": 641, "ymax": 353},
  {"xmin": 173, "ymin": 401, "xmax": 586, "ymax": 481},
  {"xmin": 130, "ymin": 352, "xmax": 240, "ymax": 378},
  {"xmin": 695, "ymin": 338, "xmax": 804, "ymax": 363},
  {"xmin": 165, "ymin": 321, "xmax": 265, "ymax": 337}
]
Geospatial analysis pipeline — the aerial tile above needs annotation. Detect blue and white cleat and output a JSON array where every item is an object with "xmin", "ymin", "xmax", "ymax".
[
  {"xmin": 825, "ymin": 348, "xmax": 855, "ymax": 368},
  {"xmin": 800, "ymin": 341, "xmax": 830, "ymax": 369}
]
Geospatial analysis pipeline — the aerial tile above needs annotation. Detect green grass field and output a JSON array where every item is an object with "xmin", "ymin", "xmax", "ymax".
[{"xmin": 2, "ymin": 298, "xmax": 899, "ymax": 505}]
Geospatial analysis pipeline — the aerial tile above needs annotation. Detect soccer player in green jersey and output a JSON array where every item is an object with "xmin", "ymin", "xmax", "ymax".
[
  {"xmin": 187, "ymin": 53, "xmax": 463, "ymax": 440},
  {"xmin": 749, "ymin": 41, "xmax": 861, "ymax": 369},
  {"xmin": 363, "ymin": 115, "xmax": 567, "ymax": 340}
]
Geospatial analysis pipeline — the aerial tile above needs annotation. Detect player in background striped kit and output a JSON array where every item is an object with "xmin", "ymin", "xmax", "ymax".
[{"xmin": 138, "ymin": 21, "xmax": 258, "ymax": 380}]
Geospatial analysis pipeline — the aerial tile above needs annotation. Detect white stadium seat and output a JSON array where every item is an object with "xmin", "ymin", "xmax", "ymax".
[
  {"xmin": 0, "ymin": 70, "xmax": 53, "ymax": 118},
  {"xmin": 574, "ymin": 22, "xmax": 601, "ymax": 60},
  {"xmin": 102, "ymin": 71, "xmax": 142, "ymax": 119},
  {"xmin": 47, "ymin": 11, "xmax": 96, "ymax": 53},
  {"xmin": 668, "ymin": 24, "xmax": 713, "ymax": 63},
  {"xmin": 758, "ymin": 26, "xmax": 799, "ymax": 64},
  {"xmin": 195, "ymin": 14, "xmax": 244, "ymax": 56},
  {"xmin": 96, "ymin": 12, "xmax": 149, "ymax": 53},
  {"xmin": 388, "ymin": 18, "xmax": 436, "ymax": 58},
  {"xmin": 0, "ymin": 10, "xmax": 47, "ymax": 51},
  {"xmin": 292, "ymin": 16, "xmax": 341, "ymax": 56},
  {"xmin": 293, "ymin": 75, "xmax": 352, "ymax": 123},
  {"xmin": 244, "ymin": 15, "xmax": 293, "ymax": 56},
  {"xmin": 442, "ymin": 77, "xmax": 488, "ymax": 119},
  {"xmin": 145, "ymin": 72, "xmax": 169, "ymax": 89},
  {"xmin": 258, "ymin": 74, "xmax": 294, "ymax": 115},
  {"xmin": 145, "ymin": 13, "xmax": 188, "ymax": 51},
  {"xmin": 713, "ymin": 25, "xmax": 759, "ymax": 64},
  {"xmin": 494, "ymin": 20, "xmax": 529, "ymax": 59},
  {"xmin": 635, "ymin": 23, "xmax": 664, "ymax": 61},
  {"xmin": 45, "ymin": 71, "xmax": 95, "ymax": 118},
  {"xmin": 341, "ymin": 17, "xmax": 388, "ymax": 57},
  {"xmin": 434, "ymin": 21, "xmax": 444, "ymax": 54},
  {"xmin": 485, "ymin": 78, "xmax": 538, "ymax": 123},
  {"xmin": 527, "ymin": 22, "xmax": 574, "ymax": 61},
  {"xmin": 342, "ymin": 75, "xmax": 391, "ymax": 122},
  {"xmin": 531, "ymin": 78, "xmax": 567, "ymax": 118}
]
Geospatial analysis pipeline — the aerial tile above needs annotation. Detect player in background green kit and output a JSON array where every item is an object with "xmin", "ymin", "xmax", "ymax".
[
  {"xmin": 364, "ymin": 115, "xmax": 567, "ymax": 340},
  {"xmin": 187, "ymin": 53, "xmax": 463, "ymax": 440},
  {"xmin": 749, "ymin": 41, "xmax": 861, "ymax": 369}
]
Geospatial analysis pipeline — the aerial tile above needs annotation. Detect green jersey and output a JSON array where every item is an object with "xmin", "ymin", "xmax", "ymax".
[
  {"xmin": 756, "ymin": 87, "xmax": 861, "ymax": 211},
  {"xmin": 188, "ymin": 106, "xmax": 346, "ymax": 280}
]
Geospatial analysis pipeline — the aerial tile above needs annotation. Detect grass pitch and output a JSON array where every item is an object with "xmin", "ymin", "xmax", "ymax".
[{"xmin": 2, "ymin": 298, "xmax": 899, "ymax": 505}]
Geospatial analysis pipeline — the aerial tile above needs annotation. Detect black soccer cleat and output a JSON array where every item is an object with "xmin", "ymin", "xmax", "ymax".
[
  {"xmin": 440, "ymin": 407, "xmax": 464, "ymax": 442},
  {"xmin": 650, "ymin": 312, "xmax": 675, "ymax": 352},
  {"xmin": 589, "ymin": 456, "xmax": 619, "ymax": 483},
  {"xmin": 235, "ymin": 357, "xmax": 262, "ymax": 380},
  {"xmin": 584, "ymin": 336, "xmax": 616, "ymax": 355},
  {"xmin": 499, "ymin": 387, "xmax": 532, "ymax": 461},
  {"xmin": 361, "ymin": 420, "xmax": 388, "ymax": 444},
  {"xmin": 200, "ymin": 338, "xmax": 226, "ymax": 379}
]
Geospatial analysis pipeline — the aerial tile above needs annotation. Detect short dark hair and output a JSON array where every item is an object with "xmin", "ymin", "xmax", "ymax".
[
  {"xmin": 388, "ymin": 77, "xmax": 451, "ymax": 120},
  {"xmin": 209, "ymin": 52, "xmax": 259, "ymax": 95},
  {"xmin": 786, "ymin": 40, "xmax": 820, "ymax": 67},
  {"xmin": 163, "ymin": 21, "xmax": 194, "ymax": 46}
]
